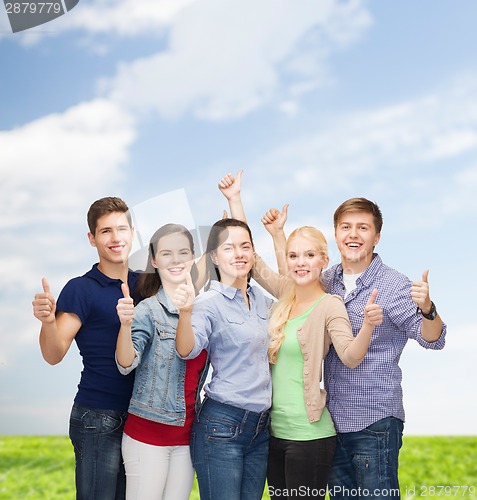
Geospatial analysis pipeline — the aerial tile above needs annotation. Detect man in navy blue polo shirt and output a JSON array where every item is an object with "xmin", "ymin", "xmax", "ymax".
[{"xmin": 32, "ymin": 197, "xmax": 141, "ymax": 500}]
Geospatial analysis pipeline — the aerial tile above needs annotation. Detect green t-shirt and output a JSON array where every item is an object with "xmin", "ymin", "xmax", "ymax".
[{"xmin": 270, "ymin": 296, "xmax": 336, "ymax": 440}]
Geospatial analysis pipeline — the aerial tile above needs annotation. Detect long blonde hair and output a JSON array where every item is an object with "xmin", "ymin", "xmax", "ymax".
[{"xmin": 268, "ymin": 226, "xmax": 328, "ymax": 364}]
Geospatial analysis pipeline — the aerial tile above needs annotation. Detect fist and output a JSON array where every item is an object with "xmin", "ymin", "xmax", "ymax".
[
  {"xmin": 32, "ymin": 278, "xmax": 56, "ymax": 323},
  {"xmin": 172, "ymin": 273, "xmax": 195, "ymax": 311},
  {"xmin": 411, "ymin": 269, "xmax": 432, "ymax": 313},
  {"xmin": 117, "ymin": 283, "xmax": 134, "ymax": 325},
  {"xmin": 261, "ymin": 204, "xmax": 289, "ymax": 235},
  {"xmin": 364, "ymin": 288, "xmax": 383, "ymax": 326}
]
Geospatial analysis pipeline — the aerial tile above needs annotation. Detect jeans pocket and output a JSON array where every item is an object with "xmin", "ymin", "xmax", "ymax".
[
  {"xmin": 353, "ymin": 453, "xmax": 382, "ymax": 492},
  {"xmin": 207, "ymin": 420, "xmax": 240, "ymax": 441},
  {"xmin": 78, "ymin": 408, "xmax": 124, "ymax": 434}
]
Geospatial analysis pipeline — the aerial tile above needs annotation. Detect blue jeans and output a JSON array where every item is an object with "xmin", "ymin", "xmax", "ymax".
[
  {"xmin": 191, "ymin": 397, "xmax": 270, "ymax": 500},
  {"xmin": 69, "ymin": 403, "xmax": 128, "ymax": 500},
  {"xmin": 328, "ymin": 417, "xmax": 404, "ymax": 500}
]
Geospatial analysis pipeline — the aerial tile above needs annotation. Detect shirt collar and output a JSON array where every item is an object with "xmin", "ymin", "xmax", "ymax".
[
  {"xmin": 336, "ymin": 253, "xmax": 383, "ymax": 287},
  {"xmin": 208, "ymin": 280, "xmax": 253, "ymax": 300},
  {"xmin": 155, "ymin": 286, "xmax": 178, "ymax": 315},
  {"xmin": 86, "ymin": 263, "xmax": 123, "ymax": 288}
]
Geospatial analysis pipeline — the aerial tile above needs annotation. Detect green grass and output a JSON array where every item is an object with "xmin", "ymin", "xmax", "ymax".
[{"xmin": 0, "ymin": 436, "xmax": 475, "ymax": 499}]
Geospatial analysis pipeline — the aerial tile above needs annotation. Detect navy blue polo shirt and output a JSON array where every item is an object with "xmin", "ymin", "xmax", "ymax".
[{"xmin": 56, "ymin": 264, "xmax": 141, "ymax": 411}]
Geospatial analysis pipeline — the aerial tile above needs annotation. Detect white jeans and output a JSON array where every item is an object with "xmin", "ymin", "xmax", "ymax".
[{"xmin": 122, "ymin": 434, "xmax": 194, "ymax": 500}]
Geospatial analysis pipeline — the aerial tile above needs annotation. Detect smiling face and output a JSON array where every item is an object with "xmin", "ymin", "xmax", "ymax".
[
  {"xmin": 211, "ymin": 225, "xmax": 254, "ymax": 285},
  {"xmin": 335, "ymin": 211, "xmax": 381, "ymax": 273},
  {"xmin": 286, "ymin": 231, "xmax": 329, "ymax": 288},
  {"xmin": 152, "ymin": 232, "xmax": 194, "ymax": 286},
  {"xmin": 88, "ymin": 211, "xmax": 133, "ymax": 268}
]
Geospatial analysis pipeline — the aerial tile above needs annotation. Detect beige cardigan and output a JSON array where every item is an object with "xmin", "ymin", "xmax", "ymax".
[{"xmin": 253, "ymin": 254, "xmax": 365, "ymax": 423}]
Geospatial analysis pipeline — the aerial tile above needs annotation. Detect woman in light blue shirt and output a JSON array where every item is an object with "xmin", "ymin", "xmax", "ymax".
[{"xmin": 174, "ymin": 217, "xmax": 272, "ymax": 500}]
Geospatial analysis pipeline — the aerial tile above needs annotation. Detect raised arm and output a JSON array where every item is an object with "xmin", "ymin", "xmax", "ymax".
[
  {"xmin": 173, "ymin": 273, "xmax": 197, "ymax": 357},
  {"xmin": 116, "ymin": 283, "xmax": 136, "ymax": 368},
  {"xmin": 218, "ymin": 170, "xmax": 246, "ymax": 222},
  {"xmin": 261, "ymin": 205, "xmax": 289, "ymax": 276},
  {"xmin": 411, "ymin": 270, "xmax": 444, "ymax": 342},
  {"xmin": 33, "ymin": 278, "xmax": 80, "ymax": 365}
]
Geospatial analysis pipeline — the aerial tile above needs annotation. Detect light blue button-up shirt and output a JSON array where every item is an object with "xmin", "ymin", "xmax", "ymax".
[{"xmin": 183, "ymin": 280, "xmax": 273, "ymax": 413}]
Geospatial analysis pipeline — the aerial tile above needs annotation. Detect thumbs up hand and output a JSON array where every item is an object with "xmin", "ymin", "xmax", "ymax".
[
  {"xmin": 172, "ymin": 272, "xmax": 195, "ymax": 312},
  {"xmin": 363, "ymin": 288, "xmax": 383, "ymax": 326},
  {"xmin": 32, "ymin": 277, "xmax": 56, "ymax": 323},
  {"xmin": 218, "ymin": 170, "xmax": 243, "ymax": 201},
  {"xmin": 116, "ymin": 282, "xmax": 134, "ymax": 326},
  {"xmin": 411, "ymin": 269, "xmax": 432, "ymax": 313},
  {"xmin": 261, "ymin": 204, "xmax": 289, "ymax": 234}
]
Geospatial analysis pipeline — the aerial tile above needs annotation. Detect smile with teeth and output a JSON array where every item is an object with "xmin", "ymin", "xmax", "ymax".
[
  {"xmin": 346, "ymin": 243, "xmax": 361, "ymax": 248},
  {"xmin": 168, "ymin": 267, "xmax": 185, "ymax": 274},
  {"xmin": 295, "ymin": 269, "xmax": 309, "ymax": 276},
  {"xmin": 232, "ymin": 261, "xmax": 247, "ymax": 268},
  {"xmin": 109, "ymin": 245, "xmax": 125, "ymax": 253}
]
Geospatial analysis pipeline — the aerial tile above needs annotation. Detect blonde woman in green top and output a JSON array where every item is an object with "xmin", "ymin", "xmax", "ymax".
[
  {"xmin": 260, "ymin": 223, "xmax": 383, "ymax": 499},
  {"xmin": 219, "ymin": 171, "xmax": 383, "ymax": 499}
]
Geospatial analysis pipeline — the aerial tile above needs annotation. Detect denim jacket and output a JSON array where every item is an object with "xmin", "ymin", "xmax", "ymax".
[{"xmin": 117, "ymin": 287, "xmax": 209, "ymax": 426}]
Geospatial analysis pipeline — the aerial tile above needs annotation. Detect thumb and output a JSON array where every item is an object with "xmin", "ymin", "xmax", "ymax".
[
  {"xmin": 42, "ymin": 277, "xmax": 50, "ymax": 294},
  {"xmin": 236, "ymin": 169, "xmax": 243, "ymax": 181},
  {"xmin": 121, "ymin": 282, "xmax": 130, "ymax": 298},
  {"xmin": 222, "ymin": 209, "xmax": 229, "ymax": 219},
  {"xmin": 185, "ymin": 271, "xmax": 193, "ymax": 288},
  {"xmin": 282, "ymin": 203, "xmax": 289, "ymax": 219},
  {"xmin": 366, "ymin": 288, "xmax": 378, "ymax": 305},
  {"xmin": 422, "ymin": 269, "xmax": 429, "ymax": 283}
]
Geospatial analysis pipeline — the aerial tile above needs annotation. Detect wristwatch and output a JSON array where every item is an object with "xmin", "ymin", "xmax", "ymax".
[{"xmin": 420, "ymin": 301, "xmax": 437, "ymax": 320}]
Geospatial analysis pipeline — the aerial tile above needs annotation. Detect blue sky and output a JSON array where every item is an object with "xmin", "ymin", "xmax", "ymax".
[{"xmin": 1, "ymin": 0, "xmax": 476, "ymax": 436}]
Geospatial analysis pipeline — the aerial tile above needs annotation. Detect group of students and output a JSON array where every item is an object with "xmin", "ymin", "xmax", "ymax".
[{"xmin": 32, "ymin": 171, "xmax": 446, "ymax": 500}]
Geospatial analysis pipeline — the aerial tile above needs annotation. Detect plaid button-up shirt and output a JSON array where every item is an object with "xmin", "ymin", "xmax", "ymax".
[{"xmin": 323, "ymin": 254, "xmax": 446, "ymax": 433}]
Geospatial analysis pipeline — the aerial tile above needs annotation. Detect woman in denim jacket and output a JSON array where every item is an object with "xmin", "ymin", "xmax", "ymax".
[{"xmin": 116, "ymin": 223, "xmax": 208, "ymax": 500}]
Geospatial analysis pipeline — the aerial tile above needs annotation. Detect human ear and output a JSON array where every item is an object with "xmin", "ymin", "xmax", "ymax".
[
  {"xmin": 322, "ymin": 255, "xmax": 330, "ymax": 270},
  {"xmin": 87, "ymin": 232, "xmax": 96, "ymax": 248}
]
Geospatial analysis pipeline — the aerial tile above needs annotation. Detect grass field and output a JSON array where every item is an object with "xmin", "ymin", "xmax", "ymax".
[{"xmin": 0, "ymin": 436, "xmax": 475, "ymax": 499}]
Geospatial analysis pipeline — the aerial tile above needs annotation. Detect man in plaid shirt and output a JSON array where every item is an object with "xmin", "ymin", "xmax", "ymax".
[{"xmin": 323, "ymin": 197, "xmax": 446, "ymax": 499}]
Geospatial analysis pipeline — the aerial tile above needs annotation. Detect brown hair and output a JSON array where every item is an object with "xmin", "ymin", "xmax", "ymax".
[
  {"xmin": 87, "ymin": 197, "xmax": 132, "ymax": 235},
  {"xmin": 333, "ymin": 197, "xmax": 383, "ymax": 233},
  {"xmin": 204, "ymin": 218, "xmax": 254, "ymax": 290},
  {"xmin": 136, "ymin": 224, "xmax": 198, "ymax": 298}
]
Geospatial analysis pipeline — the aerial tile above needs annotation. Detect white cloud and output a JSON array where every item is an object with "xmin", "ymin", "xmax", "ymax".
[
  {"xmin": 0, "ymin": 98, "xmax": 136, "ymax": 229},
  {"xmin": 238, "ymin": 75, "xmax": 477, "ymax": 212},
  {"xmin": 104, "ymin": 0, "xmax": 372, "ymax": 120},
  {"xmin": 59, "ymin": 0, "xmax": 196, "ymax": 36},
  {"xmin": 1, "ymin": 0, "xmax": 196, "ymax": 43},
  {"xmin": 0, "ymin": 98, "xmax": 136, "ymax": 304}
]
